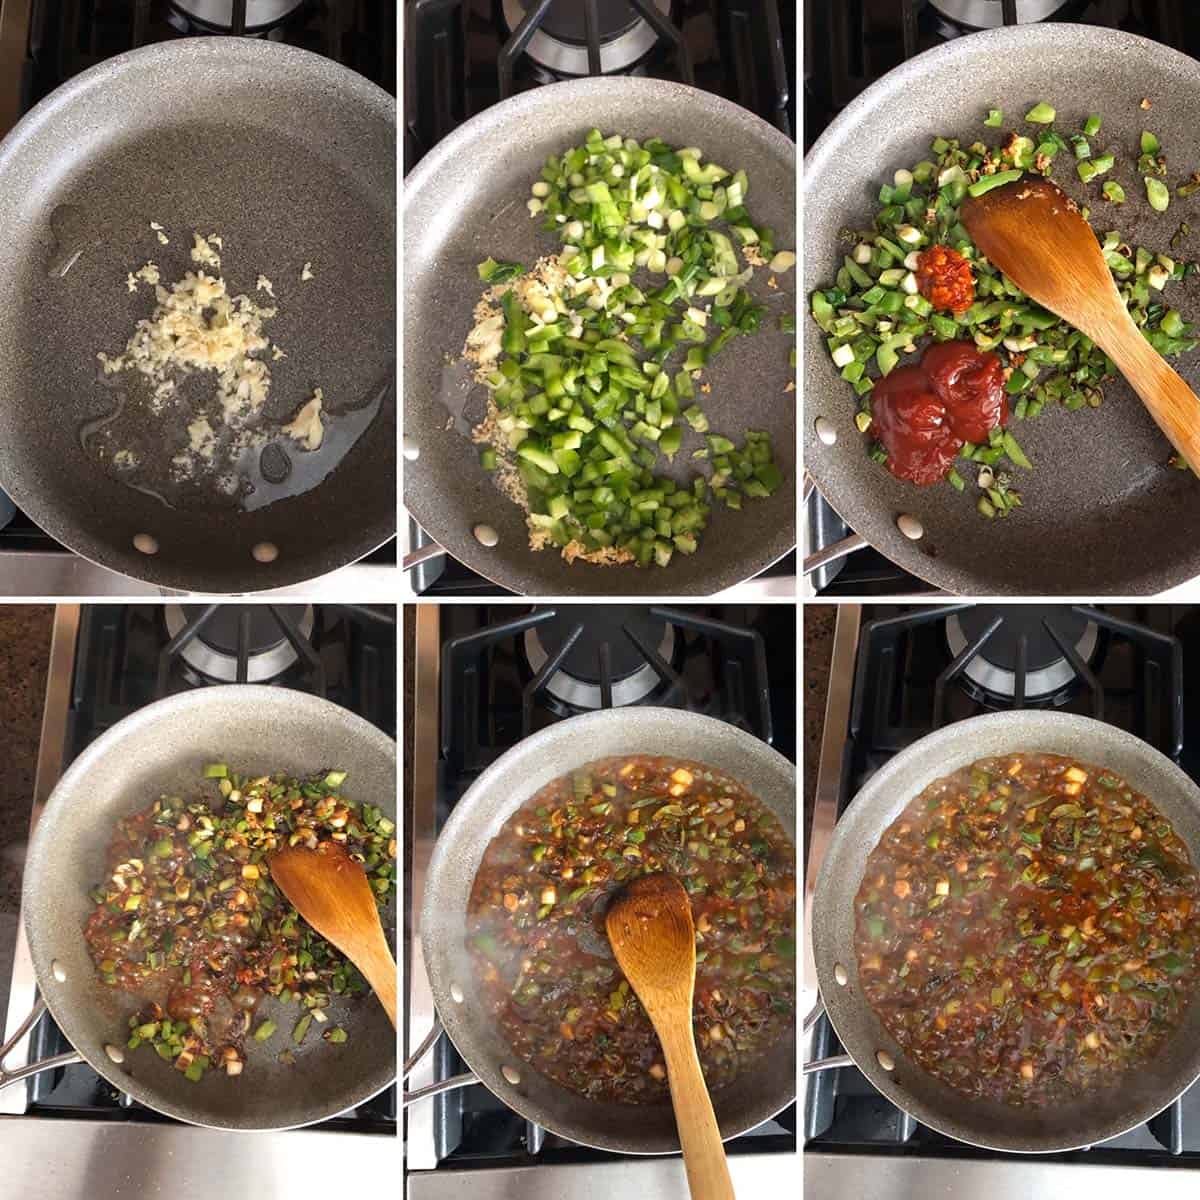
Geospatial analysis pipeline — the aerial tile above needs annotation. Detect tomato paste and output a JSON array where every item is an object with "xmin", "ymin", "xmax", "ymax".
[{"xmin": 870, "ymin": 341, "xmax": 1007, "ymax": 486}]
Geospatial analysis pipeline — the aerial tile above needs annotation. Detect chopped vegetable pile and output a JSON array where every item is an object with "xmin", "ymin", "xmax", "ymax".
[
  {"xmin": 855, "ymin": 753, "xmax": 1200, "ymax": 1107},
  {"xmin": 468, "ymin": 129, "xmax": 795, "ymax": 568},
  {"xmin": 467, "ymin": 756, "xmax": 796, "ymax": 1102},
  {"xmin": 811, "ymin": 102, "xmax": 1200, "ymax": 513},
  {"xmin": 84, "ymin": 766, "xmax": 395, "ymax": 1082}
]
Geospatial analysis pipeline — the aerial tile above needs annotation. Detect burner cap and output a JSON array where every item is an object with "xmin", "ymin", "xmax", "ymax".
[
  {"xmin": 501, "ymin": 0, "xmax": 670, "ymax": 77},
  {"xmin": 928, "ymin": 0, "xmax": 1067, "ymax": 27},
  {"xmin": 945, "ymin": 607, "xmax": 1098, "ymax": 704},
  {"xmin": 164, "ymin": 605, "xmax": 314, "ymax": 683},
  {"xmin": 523, "ymin": 608, "xmax": 674, "ymax": 709},
  {"xmin": 169, "ymin": 0, "xmax": 304, "ymax": 33}
]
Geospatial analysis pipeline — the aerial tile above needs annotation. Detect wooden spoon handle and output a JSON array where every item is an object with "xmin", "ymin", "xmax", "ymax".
[
  {"xmin": 354, "ymin": 930, "xmax": 399, "ymax": 1030},
  {"xmin": 656, "ymin": 1018, "xmax": 735, "ymax": 1200},
  {"xmin": 1101, "ymin": 314, "xmax": 1200, "ymax": 474}
]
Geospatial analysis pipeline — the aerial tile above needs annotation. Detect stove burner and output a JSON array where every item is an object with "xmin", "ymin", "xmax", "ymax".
[
  {"xmin": 500, "ymin": 0, "xmax": 671, "ymax": 77},
  {"xmin": 927, "ymin": 0, "xmax": 1068, "ymax": 27},
  {"xmin": 164, "ymin": 604, "xmax": 314, "ymax": 683},
  {"xmin": 169, "ymin": 0, "xmax": 304, "ymax": 33},
  {"xmin": 523, "ymin": 607, "xmax": 675, "ymax": 710},
  {"xmin": 945, "ymin": 607, "xmax": 1098, "ymax": 705}
]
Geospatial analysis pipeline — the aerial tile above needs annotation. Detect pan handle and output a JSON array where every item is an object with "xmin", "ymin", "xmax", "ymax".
[
  {"xmin": 400, "ymin": 1012, "xmax": 481, "ymax": 1108},
  {"xmin": 802, "ymin": 532, "xmax": 869, "ymax": 577},
  {"xmin": 801, "ymin": 995, "xmax": 855, "ymax": 1075},
  {"xmin": 402, "ymin": 542, "xmax": 448, "ymax": 572},
  {"xmin": 0, "ymin": 995, "xmax": 84, "ymax": 1093},
  {"xmin": 803, "ymin": 1052, "xmax": 856, "ymax": 1075}
]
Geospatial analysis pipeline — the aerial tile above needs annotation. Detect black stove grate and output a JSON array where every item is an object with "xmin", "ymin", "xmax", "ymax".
[
  {"xmin": 804, "ymin": 0, "xmax": 1200, "ymax": 594},
  {"xmin": 440, "ymin": 604, "xmax": 776, "ymax": 773},
  {"xmin": 20, "ymin": 603, "xmax": 396, "ymax": 1130},
  {"xmin": 427, "ymin": 603, "xmax": 795, "ymax": 1166},
  {"xmin": 405, "ymin": 0, "xmax": 793, "ymax": 171},
  {"xmin": 807, "ymin": 603, "xmax": 1197, "ymax": 1159}
]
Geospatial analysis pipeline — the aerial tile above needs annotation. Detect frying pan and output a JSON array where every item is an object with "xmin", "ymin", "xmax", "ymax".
[
  {"xmin": 403, "ymin": 77, "xmax": 796, "ymax": 596},
  {"xmin": 808, "ymin": 711, "xmax": 1200, "ymax": 1152},
  {"xmin": 14, "ymin": 685, "xmax": 396, "ymax": 1130},
  {"xmin": 412, "ymin": 707, "xmax": 796, "ymax": 1153},
  {"xmin": 0, "ymin": 38, "xmax": 396, "ymax": 593},
  {"xmin": 804, "ymin": 24, "xmax": 1200, "ymax": 596}
]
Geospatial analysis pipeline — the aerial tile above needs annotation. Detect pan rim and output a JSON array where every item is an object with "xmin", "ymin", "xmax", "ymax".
[
  {"xmin": 419, "ymin": 705, "xmax": 797, "ymax": 1154},
  {"xmin": 402, "ymin": 75, "xmax": 797, "ymax": 596},
  {"xmin": 802, "ymin": 21, "xmax": 1200, "ymax": 597},
  {"xmin": 22, "ymin": 684, "xmax": 398, "ymax": 1132},
  {"xmin": 810, "ymin": 709, "xmax": 1200, "ymax": 1153},
  {"xmin": 0, "ymin": 36, "xmax": 397, "ymax": 594}
]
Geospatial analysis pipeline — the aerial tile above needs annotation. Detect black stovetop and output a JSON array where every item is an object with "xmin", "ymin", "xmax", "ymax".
[
  {"xmin": 19, "ymin": 602, "xmax": 397, "ymax": 1132},
  {"xmin": 404, "ymin": 0, "xmax": 797, "ymax": 596},
  {"xmin": 0, "ymin": 0, "xmax": 396, "ymax": 566},
  {"xmin": 425, "ymin": 603, "xmax": 795, "ymax": 1167},
  {"xmin": 804, "ymin": 0, "xmax": 1200, "ymax": 595},
  {"xmin": 806, "ymin": 602, "xmax": 1200, "ymax": 1160}
]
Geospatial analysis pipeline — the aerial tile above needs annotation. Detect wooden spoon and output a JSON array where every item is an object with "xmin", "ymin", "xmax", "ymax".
[
  {"xmin": 961, "ymin": 176, "xmax": 1200, "ymax": 473},
  {"xmin": 269, "ymin": 841, "xmax": 397, "ymax": 1029},
  {"xmin": 605, "ymin": 874, "xmax": 734, "ymax": 1200}
]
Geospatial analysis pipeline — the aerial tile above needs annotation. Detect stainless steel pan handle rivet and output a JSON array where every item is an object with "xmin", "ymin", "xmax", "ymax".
[
  {"xmin": 473, "ymin": 524, "xmax": 499, "ymax": 548},
  {"xmin": 0, "ymin": 995, "xmax": 84, "ymax": 1093},
  {"xmin": 252, "ymin": 541, "xmax": 279, "ymax": 564},
  {"xmin": 815, "ymin": 417, "xmax": 838, "ymax": 445},
  {"xmin": 133, "ymin": 533, "xmax": 159, "ymax": 556},
  {"xmin": 896, "ymin": 514, "xmax": 924, "ymax": 541},
  {"xmin": 403, "ymin": 436, "xmax": 420, "ymax": 461},
  {"xmin": 401, "ymin": 1012, "xmax": 481, "ymax": 1108}
]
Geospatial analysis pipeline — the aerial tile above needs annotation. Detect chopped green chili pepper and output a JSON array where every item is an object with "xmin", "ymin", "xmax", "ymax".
[{"xmin": 1024, "ymin": 102, "xmax": 1057, "ymax": 124}]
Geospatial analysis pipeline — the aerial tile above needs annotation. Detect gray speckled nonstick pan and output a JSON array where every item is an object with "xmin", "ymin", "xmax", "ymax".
[
  {"xmin": 810, "ymin": 712, "xmax": 1200, "ymax": 1152},
  {"xmin": 0, "ymin": 38, "xmax": 395, "ymax": 593},
  {"xmin": 404, "ymin": 77, "xmax": 796, "ymax": 596},
  {"xmin": 21, "ymin": 686, "xmax": 396, "ymax": 1130},
  {"xmin": 804, "ymin": 24, "xmax": 1200, "ymax": 596},
  {"xmin": 420, "ymin": 708, "xmax": 796, "ymax": 1153}
]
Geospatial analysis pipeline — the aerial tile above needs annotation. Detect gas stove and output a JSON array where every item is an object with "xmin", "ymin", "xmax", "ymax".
[
  {"xmin": 804, "ymin": 602, "xmax": 1200, "ymax": 1197},
  {"xmin": 0, "ymin": 603, "xmax": 397, "ymax": 1197},
  {"xmin": 405, "ymin": 603, "xmax": 797, "ymax": 1197},
  {"xmin": 0, "ymin": 0, "xmax": 397, "ymax": 596},
  {"xmin": 403, "ymin": 0, "xmax": 798, "ymax": 596},
  {"xmin": 802, "ymin": 0, "xmax": 1200, "ymax": 595}
]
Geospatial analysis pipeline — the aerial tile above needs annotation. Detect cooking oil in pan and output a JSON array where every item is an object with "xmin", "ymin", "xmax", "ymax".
[
  {"xmin": 47, "ymin": 205, "xmax": 94, "ymax": 278},
  {"xmin": 80, "ymin": 368, "xmax": 390, "ymax": 512},
  {"xmin": 234, "ymin": 371, "xmax": 391, "ymax": 512}
]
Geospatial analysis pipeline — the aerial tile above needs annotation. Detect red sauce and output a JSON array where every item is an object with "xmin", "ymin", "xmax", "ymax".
[
  {"xmin": 870, "ymin": 341, "xmax": 1007, "ymax": 486},
  {"xmin": 915, "ymin": 244, "xmax": 975, "ymax": 313}
]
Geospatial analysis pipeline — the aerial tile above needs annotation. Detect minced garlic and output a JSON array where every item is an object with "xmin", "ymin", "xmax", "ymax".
[
  {"xmin": 98, "ymin": 262, "xmax": 276, "ymax": 421},
  {"xmin": 282, "ymin": 388, "xmax": 325, "ymax": 451},
  {"xmin": 190, "ymin": 233, "xmax": 222, "ymax": 270},
  {"xmin": 301, "ymin": 262, "xmax": 314, "ymax": 282}
]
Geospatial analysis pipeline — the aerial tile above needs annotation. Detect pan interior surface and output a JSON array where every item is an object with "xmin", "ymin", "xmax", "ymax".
[
  {"xmin": 804, "ymin": 24, "xmax": 1200, "ymax": 595},
  {"xmin": 420, "ymin": 707, "xmax": 796, "ymax": 1153},
  {"xmin": 0, "ymin": 39, "xmax": 396, "ymax": 592},
  {"xmin": 22, "ymin": 686, "xmax": 397, "ymax": 1131},
  {"xmin": 404, "ymin": 76, "xmax": 796, "ymax": 595},
  {"xmin": 811, "ymin": 712, "xmax": 1200, "ymax": 1152}
]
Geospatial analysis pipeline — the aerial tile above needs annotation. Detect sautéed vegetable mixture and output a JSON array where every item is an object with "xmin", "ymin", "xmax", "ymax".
[
  {"xmin": 854, "ymin": 753, "xmax": 1200, "ymax": 1107},
  {"xmin": 467, "ymin": 755, "xmax": 795, "ymax": 1103}
]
